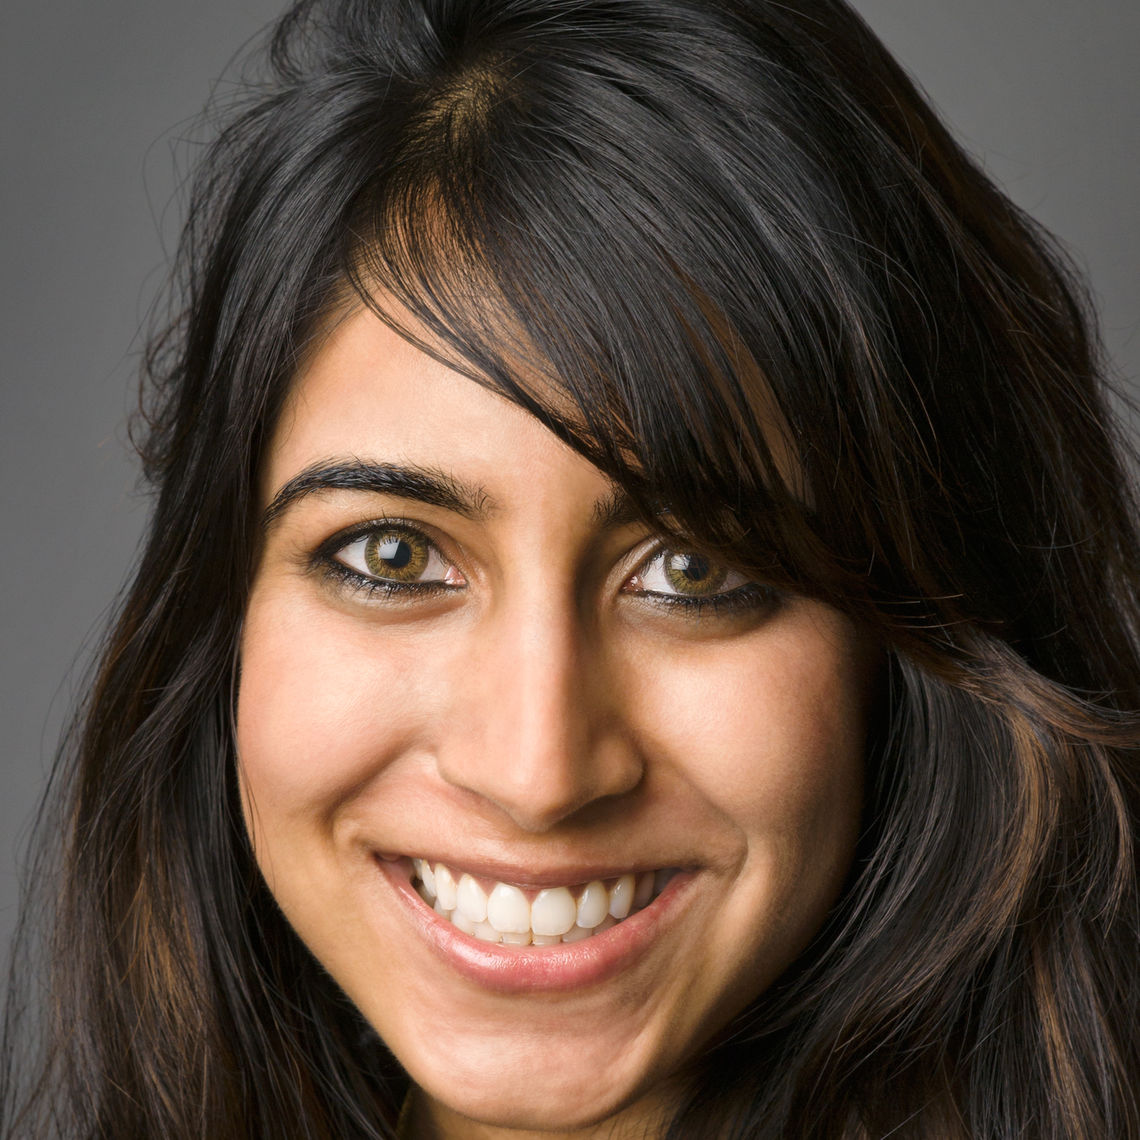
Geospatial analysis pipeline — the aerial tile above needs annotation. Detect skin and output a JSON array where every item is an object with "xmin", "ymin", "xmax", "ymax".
[{"xmin": 237, "ymin": 304, "xmax": 874, "ymax": 1139}]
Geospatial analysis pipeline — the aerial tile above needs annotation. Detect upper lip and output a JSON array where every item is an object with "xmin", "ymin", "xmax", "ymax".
[{"xmin": 380, "ymin": 851, "xmax": 692, "ymax": 890}]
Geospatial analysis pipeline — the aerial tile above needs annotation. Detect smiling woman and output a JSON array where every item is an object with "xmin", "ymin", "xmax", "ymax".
[
  {"xmin": 3, "ymin": 1, "xmax": 1139, "ymax": 1138},
  {"xmin": 238, "ymin": 308, "xmax": 871, "ymax": 1132}
]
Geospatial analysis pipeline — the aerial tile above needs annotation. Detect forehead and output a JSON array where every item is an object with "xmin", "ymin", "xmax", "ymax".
[{"xmin": 263, "ymin": 303, "xmax": 616, "ymax": 513}]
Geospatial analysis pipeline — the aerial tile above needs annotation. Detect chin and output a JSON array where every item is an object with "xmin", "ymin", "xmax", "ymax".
[{"xmin": 404, "ymin": 1028, "xmax": 674, "ymax": 1134}]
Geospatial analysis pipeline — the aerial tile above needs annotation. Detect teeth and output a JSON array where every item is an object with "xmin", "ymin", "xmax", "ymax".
[
  {"xmin": 456, "ymin": 874, "xmax": 488, "ymax": 923},
  {"xmin": 487, "ymin": 883, "xmax": 530, "ymax": 934},
  {"xmin": 531, "ymin": 887, "xmax": 577, "ymax": 937},
  {"xmin": 434, "ymin": 863, "xmax": 458, "ymax": 911},
  {"xmin": 633, "ymin": 872, "xmax": 654, "ymax": 909},
  {"xmin": 609, "ymin": 873, "xmax": 635, "ymax": 919},
  {"xmin": 575, "ymin": 880, "xmax": 609, "ymax": 929},
  {"xmin": 472, "ymin": 920, "xmax": 501, "ymax": 944},
  {"xmin": 410, "ymin": 860, "xmax": 676, "ymax": 945},
  {"xmin": 450, "ymin": 909, "xmax": 477, "ymax": 936}
]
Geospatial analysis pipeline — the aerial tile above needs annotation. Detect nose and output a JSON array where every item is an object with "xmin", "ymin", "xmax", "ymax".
[{"xmin": 434, "ymin": 595, "xmax": 644, "ymax": 832}]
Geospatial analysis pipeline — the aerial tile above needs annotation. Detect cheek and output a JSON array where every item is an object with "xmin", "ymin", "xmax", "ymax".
[
  {"xmin": 235, "ymin": 586, "xmax": 438, "ymax": 848},
  {"xmin": 629, "ymin": 608, "xmax": 868, "ymax": 877}
]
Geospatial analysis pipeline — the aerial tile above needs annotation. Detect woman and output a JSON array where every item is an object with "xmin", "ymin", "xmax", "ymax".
[{"xmin": 4, "ymin": 0, "xmax": 1138, "ymax": 1136}]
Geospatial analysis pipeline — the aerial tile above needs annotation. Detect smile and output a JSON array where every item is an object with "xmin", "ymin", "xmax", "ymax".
[{"xmin": 412, "ymin": 859, "xmax": 680, "ymax": 946}]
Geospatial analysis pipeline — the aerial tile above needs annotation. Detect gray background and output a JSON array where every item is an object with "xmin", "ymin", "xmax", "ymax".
[{"xmin": 2, "ymin": 1, "xmax": 1138, "ymax": 963}]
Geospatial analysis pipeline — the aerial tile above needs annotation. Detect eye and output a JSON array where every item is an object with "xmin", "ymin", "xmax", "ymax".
[
  {"xmin": 623, "ymin": 547, "xmax": 776, "ymax": 616},
  {"xmin": 630, "ymin": 549, "xmax": 744, "ymax": 597},
  {"xmin": 324, "ymin": 523, "xmax": 465, "ymax": 594}
]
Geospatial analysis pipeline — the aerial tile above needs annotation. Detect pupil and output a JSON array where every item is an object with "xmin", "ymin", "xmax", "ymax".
[
  {"xmin": 680, "ymin": 554, "xmax": 710, "ymax": 582},
  {"xmin": 378, "ymin": 537, "xmax": 411, "ymax": 569}
]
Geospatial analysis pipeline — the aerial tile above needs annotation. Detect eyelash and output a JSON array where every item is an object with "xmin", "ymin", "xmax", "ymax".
[
  {"xmin": 312, "ymin": 520, "xmax": 778, "ymax": 616},
  {"xmin": 631, "ymin": 581, "xmax": 776, "ymax": 617},
  {"xmin": 318, "ymin": 559, "xmax": 457, "ymax": 600}
]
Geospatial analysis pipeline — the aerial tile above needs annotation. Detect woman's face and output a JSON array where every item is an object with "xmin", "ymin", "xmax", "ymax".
[{"xmin": 238, "ymin": 305, "xmax": 873, "ymax": 1137}]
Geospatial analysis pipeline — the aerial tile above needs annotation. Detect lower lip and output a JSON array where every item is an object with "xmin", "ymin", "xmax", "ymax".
[{"xmin": 377, "ymin": 858, "xmax": 695, "ymax": 995}]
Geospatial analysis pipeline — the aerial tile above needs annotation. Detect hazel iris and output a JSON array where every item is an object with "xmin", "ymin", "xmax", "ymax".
[
  {"xmin": 363, "ymin": 530, "xmax": 430, "ymax": 583},
  {"xmin": 662, "ymin": 552, "xmax": 728, "ymax": 596}
]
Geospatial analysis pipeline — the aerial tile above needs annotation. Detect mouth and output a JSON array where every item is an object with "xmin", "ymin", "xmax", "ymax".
[
  {"xmin": 378, "ymin": 854, "xmax": 695, "ymax": 993},
  {"xmin": 411, "ymin": 859, "xmax": 681, "ymax": 946}
]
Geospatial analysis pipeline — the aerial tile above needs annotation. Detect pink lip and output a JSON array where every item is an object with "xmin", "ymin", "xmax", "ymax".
[{"xmin": 376, "ymin": 857, "xmax": 695, "ymax": 995}]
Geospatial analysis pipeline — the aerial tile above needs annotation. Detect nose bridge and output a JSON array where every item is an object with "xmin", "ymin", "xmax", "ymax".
[{"xmin": 439, "ymin": 588, "xmax": 640, "ymax": 831}]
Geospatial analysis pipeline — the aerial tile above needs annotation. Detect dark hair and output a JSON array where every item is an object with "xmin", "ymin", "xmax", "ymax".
[{"xmin": 5, "ymin": 0, "xmax": 1139, "ymax": 1136}]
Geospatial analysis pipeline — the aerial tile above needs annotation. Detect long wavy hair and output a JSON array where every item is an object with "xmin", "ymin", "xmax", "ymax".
[{"xmin": 4, "ymin": 1, "xmax": 1138, "ymax": 1136}]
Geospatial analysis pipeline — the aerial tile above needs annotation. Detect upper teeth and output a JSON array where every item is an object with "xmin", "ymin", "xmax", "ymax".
[{"xmin": 412, "ymin": 859, "xmax": 674, "ymax": 945}]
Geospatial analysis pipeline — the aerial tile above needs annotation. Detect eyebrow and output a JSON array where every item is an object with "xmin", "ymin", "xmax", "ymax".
[
  {"xmin": 591, "ymin": 485, "xmax": 642, "ymax": 529},
  {"xmin": 262, "ymin": 460, "xmax": 494, "ymax": 529},
  {"xmin": 262, "ymin": 458, "xmax": 649, "ymax": 535}
]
